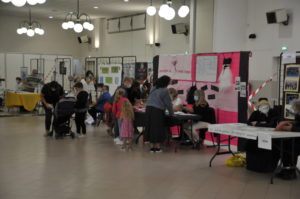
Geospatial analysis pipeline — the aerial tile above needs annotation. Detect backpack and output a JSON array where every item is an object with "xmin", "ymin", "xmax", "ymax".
[{"xmin": 186, "ymin": 83, "xmax": 197, "ymax": 104}]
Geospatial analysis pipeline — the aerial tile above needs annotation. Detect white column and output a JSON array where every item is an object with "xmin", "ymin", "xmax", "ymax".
[{"xmin": 189, "ymin": 0, "xmax": 196, "ymax": 54}]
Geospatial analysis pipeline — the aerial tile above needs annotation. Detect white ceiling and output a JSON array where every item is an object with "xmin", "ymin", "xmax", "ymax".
[{"xmin": 0, "ymin": 0, "xmax": 173, "ymax": 20}]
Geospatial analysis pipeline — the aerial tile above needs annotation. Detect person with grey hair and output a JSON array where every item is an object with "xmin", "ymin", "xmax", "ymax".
[{"xmin": 275, "ymin": 99, "xmax": 300, "ymax": 180}]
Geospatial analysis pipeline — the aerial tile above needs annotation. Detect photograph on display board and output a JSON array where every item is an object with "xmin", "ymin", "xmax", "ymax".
[
  {"xmin": 105, "ymin": 77, "xmax": 113, "ymax": 84},
  {"xmin": 135, "ymin": 62, "xmax": 148, "ymax": 81},
  {"xmin": 286, "ymin": 64, "xmax": 300, "ymax": 77},
  {"xmin": 20, "ymin": 67, "xmax": 28, "ymax": 80},
  {"xmin": 285, "ymin": 92, "xmax": 300, "ymax": 105},
  {"xmin": 284, "ymin": 78, "xmax": 299, "ymax": 92},
  {"xmin": 101, "ymin": 67, "xmax": 109, "ymax": 74},
  {"xmin": 111, "ymin": 66, "xmax": 120, "ymax": 73},
  {"xmin": 285, "ymin": 105, "xmax": 295, "ymax": 119},
  {"xmin": 123, "ymin": 63, "xmax": 135, "ymax": 78}
]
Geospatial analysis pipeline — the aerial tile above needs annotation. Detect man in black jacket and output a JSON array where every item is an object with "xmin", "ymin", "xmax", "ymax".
[
  {"xmin": 41, "ymin": 81, "xmax": 64, "ymax": 137},
  {"xmin": 247, "ymin": 98, "xmax": 279, "ymax": 127}
]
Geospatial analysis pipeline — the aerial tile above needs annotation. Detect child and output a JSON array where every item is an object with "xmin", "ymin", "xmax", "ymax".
[
  {"xmin": 74, "ymin": 82, "xmax": 89, "ymax": 137},
  {"xmin": 112, "ymin": 88, "xmax": 127, "ymax": 145},
  {"xmin": 120, "ymin": 100, "xmax": 135, "ymax": 151}
]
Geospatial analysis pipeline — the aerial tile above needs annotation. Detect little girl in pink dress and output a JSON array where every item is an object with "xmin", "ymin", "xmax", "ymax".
[{"xmin": 120, "ymin": 100, "xmax": 134, "ymax": 151}]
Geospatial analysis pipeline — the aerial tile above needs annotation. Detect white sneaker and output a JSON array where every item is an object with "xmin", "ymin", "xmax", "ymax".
[
  {"xmin": 78, "ymin": 134, "xmax": 85, "ymax": 138},
  {"xmin": 115, "ymin": 140, "xmax": 123, "ymax": 145},
  {"xmin": 113, "ymin": 138, "xmax": 119, "ymax": 142}
]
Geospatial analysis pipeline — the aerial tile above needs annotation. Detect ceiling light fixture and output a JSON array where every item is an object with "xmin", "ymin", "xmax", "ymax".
[
  {"xmin": 148, "ymin": 0, "xmax": 190, "ymax": 20},
  {"xmin": 178, "ymin": 0, "xmax": 190, "ymax": 18},
  {"xmin": 146, "ymin": 0, "xmax": 156, "ymax": 16},
  {"xmin": 61, "ymin": 0, "xmax": 94, "ymax": 33},
  {"xmin": 49, "ymin": 16, "xmax": 53, "ymax": 19},
  {"xmin": 93, "ymin": 6, "xmax": 99, "ymax": 9},
  {"xmin": 16, "ymin": 8, "xmax": 45, "ymax": 37},
  {"xmin": 1, "ymin": 0, "xmax": 46, "ymax": 7}
]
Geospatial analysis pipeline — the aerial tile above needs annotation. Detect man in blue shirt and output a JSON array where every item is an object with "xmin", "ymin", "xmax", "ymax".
[{"xmin": 88, "ymin": 85, "xmax": 111, "ymax": 124}]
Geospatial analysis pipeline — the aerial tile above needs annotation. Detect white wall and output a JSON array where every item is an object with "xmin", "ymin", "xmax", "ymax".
[
  {"xmin": 213, "ymin": 0, "xmax": 248, "ymax": 52},
  {"xmin": 213, "ymin": 0, "xmax": 300, "ymax": 81},
  {"xmin": 0, "ymin": 15, "xmax": 81, "ymax": 58}
]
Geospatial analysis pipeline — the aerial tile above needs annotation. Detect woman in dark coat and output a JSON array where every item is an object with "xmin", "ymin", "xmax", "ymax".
[{"xmin": 144, "ymin": 76, "xmax": 174, "ymax": 152}]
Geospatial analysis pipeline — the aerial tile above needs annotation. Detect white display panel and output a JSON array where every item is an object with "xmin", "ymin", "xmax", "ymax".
[
  {"xmin": 108, "ymin": 19, "xmax": 120, "ymax": 33},
  {"xmin": 42, "ymin": 55, "xmax": 57, "ymax": 84},
  {"xmin": 6, "ymin": 53, "xmax": 23, "ymax": 90},
  {"xmin": 0, "ymin": 53, "xmax": 5, "ymax": 89}
]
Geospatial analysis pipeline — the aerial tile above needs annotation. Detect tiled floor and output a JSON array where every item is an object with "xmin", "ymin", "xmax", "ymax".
[{"xmin": 0, "ymin": 116, "xmax": 299, "ymax": 199}]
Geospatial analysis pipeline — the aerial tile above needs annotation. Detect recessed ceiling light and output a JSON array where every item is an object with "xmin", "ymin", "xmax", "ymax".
[
  {"xmin": 124, "ymin": 0, "xmax": 129, "ymax": 2},
  {"xmin": 49, "ymin": 16, "xmax": 53, "ymax": 19},
  {"xmin": 94, "ymin": 6, "xmax": 99, "ymax": 9}
]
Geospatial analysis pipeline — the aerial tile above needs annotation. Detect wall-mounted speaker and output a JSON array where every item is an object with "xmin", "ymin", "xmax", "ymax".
[
  {"xmin": 171, "ymin": 23, "xmax": 188, "ymax": 36},
  {"xmin": 266, "ymin": 9, "xmax": 289, "ymax": 25},
  {"xmin": 77, "ymin": 35, "xmax": 91, "ymax": 44}
]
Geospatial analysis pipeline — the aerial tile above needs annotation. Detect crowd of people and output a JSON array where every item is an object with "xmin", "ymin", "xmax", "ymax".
[{"xmin": 37, "ymin": 72, "xmax": 300, "ymax": 180}]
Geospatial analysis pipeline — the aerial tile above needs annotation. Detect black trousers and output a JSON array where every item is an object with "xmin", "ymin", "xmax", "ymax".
[
  {"xmin": 88, "ymin": 107, "xmax": 102, "ymax": 121},
  {"xmin": 43, "ymin": 105, "xmax": 53, "ymax": 131},
  {"xmin": 75, "ymin": 112, "xmax": 86, "ymax": 134},
  {"xmin": 280, "ymin": 138, "xmax": 300, "ymax": 167}
]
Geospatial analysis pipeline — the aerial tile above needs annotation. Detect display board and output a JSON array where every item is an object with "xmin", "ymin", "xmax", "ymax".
[
  {"xmin": 98, "ymin": 64, "xmax": 122, "ymax": 95},
  {"xmin": 156, "ymin": 52, "xmax": 250, "ymax": 148}
]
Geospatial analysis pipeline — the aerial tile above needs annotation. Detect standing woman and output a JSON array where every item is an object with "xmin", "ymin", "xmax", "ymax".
[{"xmin": 144, "ymin": 75, "xmax": 174, "ymax": 152}]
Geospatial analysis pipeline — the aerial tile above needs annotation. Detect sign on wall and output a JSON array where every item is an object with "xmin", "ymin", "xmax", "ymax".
[{"xmin": 158, "ymin": 55, "xmax": 192, "ymax": 80}]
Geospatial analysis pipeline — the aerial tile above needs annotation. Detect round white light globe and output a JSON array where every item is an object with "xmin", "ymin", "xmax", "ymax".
[
  {"xmin": 27, "ymin": 29, "xmax": 35, "ymax": 37},
  {"xmin": 11, "ymin": 0, "xmax": 26, "ymax": 7},
  {"xmin": 37, "ymin": 0, "xmax": 46, "ymax": 4},
  {"xmin": 17, "ymin": 28, "xmax": 23, "ymax": 34},
  {"xmin": 83, "ymin": 22, "xmax": 90, "ymax": 29},
  {"xmin": 74, "ymin": 23, "xmax": 83, "ymax": 33},
  {"xmin": 68, "ymin": 21, "xmax": 75, "ymax": 28},
  {"xmin": 164, "ymin": 7, "xmax": 175, "ymax": 20},
  {"xmin": 1, "ymin": 0, "xmax": 11, "ymax": 3},
  {"xmin": 34, "ymin": 27, "xmax": 40, "ymax": 34},
  {"xmin": 27, "ymin": 0, "xmax": 37, "ymax": 5},
  {"xmin": 39, "ymin": 29, "xmax": 45, "ymax": 35},
  {"xmin": 178, "ymin": 5, "xmax": 190, "ymax": 18},
  {"xmin": 146, "ymin": 6, "xmax": 156, "ymax": 16},
  {"xmin": 158, "ymin": 4, "xmax": 168, "ymax": 18},
  {"xmin": 62, "ymin": 22, "xmax": 69, "ymax": 29},
  {"xmin": 20, "ymin": 27, "xmax": 27, "ymax": 34},
  {"xmin": 88, "ymin": 23, "xmax": 94, "ymax": 31}
]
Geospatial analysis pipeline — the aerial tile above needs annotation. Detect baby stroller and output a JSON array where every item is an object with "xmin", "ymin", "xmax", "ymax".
[{"xmin": 53, "ymin": 97, "xmax": 76, "ymax": 139}]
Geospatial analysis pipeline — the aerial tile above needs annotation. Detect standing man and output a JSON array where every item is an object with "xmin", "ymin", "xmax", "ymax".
[{"xmin": 41, "ymin": 81, "xmax": 64, "ymax": 137}]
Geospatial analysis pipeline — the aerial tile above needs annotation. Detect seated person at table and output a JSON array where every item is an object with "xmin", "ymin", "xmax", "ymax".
[
  {"xmin": 275, "ymin": 99, "xmax": 300, "ymax": 180},
  {"xmin": 88, "ymin": 85, "xmax": 111, "ymax": 125},
  {"xmin": 15, "ymin": 77, "xmax": 23, "ymax": 91},
  {"xmin": 169, "ymin": 88, "xmax": 182, "ymax": 112},
  {"xmin": 247, "ymin": 98, "xmax": 279, "ymax": 127},
  {"xmin": 183, "ymin": 89, "xmax": 216, "ymax": 145},
  {"xmin": 22, "ymin": 69, "xmax": 43, "ymax": 92}
]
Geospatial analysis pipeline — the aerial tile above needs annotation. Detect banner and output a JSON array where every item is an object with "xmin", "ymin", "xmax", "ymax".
[{"xmin": 158, "ymin": 55, "xmax": 192, "ymax": 80}]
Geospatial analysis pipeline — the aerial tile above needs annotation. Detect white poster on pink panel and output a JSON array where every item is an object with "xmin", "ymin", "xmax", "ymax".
[{"xmin": 158, "ymin": 55, "xmax": 192, "ymax": 80}]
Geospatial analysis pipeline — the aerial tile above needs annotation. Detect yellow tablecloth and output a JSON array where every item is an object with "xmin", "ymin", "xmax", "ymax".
[{"xmin": 5, "ymin": 92, "xmax": 41, "ymax": 111}]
